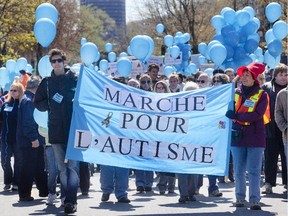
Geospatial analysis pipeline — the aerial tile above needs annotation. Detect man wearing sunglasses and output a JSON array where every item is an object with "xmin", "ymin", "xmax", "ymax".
[{"xmin": 34, "ymin": 48, "xmax": 79, "ymax": 214}]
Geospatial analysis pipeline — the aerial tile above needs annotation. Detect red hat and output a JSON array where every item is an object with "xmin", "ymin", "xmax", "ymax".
[{"xmin": 237, "ymin": 62, "xmax": 265, "ymax": 79}]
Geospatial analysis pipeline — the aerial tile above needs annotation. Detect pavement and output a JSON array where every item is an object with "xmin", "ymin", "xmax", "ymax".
[{"xmin": 0, "ymin": 167, "xmax": 287, "ymax": 216}]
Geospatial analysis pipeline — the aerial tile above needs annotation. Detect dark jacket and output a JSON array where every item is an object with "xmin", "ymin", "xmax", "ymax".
[
  {"xmin": 0, "ymin": 98, "xmax": 19, "ymax": 144},
  {"xmin": 17, "ymin": 90, "xmax": 44, "ymax": 148},
  {"xmin": 232, "ymin": 84, "xmax": 268, "ymax": 148},
  {"xmin": 262, "ymin": 79, "xmax": 286, "ymax": 138},
  {"xmin": 34, "ymin": 69, "xmax": 77, "ymax": 144}
]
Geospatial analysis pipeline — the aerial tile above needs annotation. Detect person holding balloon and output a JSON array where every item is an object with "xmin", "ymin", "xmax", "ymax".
[{"xmin": 34, "ymin": 48, "xmax": 79, "ymax": 214}]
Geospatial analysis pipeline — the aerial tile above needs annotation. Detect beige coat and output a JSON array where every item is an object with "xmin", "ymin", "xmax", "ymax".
[{"xmin": 275, "ymin": 87, "xmax": 288, "ymax": 144}]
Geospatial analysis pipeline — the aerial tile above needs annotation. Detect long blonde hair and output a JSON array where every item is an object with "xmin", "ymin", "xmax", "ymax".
[{"xmin": 5, "ymin": 82, "xmax": 25, "ymax": 103}]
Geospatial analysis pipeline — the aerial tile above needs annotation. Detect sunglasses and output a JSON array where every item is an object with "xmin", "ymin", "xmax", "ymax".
[
  {"xmin": 197, "ymin": 80, "xmax": 206, "ymax": 83},
  {"xmin": 10, "ymin": 89, "xmax": 17, "ymax": 92},
  {"xmin": 141, "ymin": 80, "xmax": 150, "ymax": 85},
  {"xmin": 51, "ymin": 58, "xmax": 64, "ymax": 63},
  {"xmin": 213, "ymin": 80, "xmax": 222, "ymax": 83}
]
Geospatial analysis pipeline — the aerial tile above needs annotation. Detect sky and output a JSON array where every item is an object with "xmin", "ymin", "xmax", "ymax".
[{"xmin": 126, "ymin": 0, "xmax": 146, "ymax": 23}]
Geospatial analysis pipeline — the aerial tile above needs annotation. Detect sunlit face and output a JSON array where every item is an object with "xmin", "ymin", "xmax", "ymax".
[
  {"xmin": 169, "ymin": 77, "xmax": 178, "ymax": 90},
  {"xmin": 225, "ymin": 71, "xmax": 235, "ymax": 82},
  {"xmin": 257, "ymin": 74, "xmax": 265, "ymax": 85},
  {"xmin": 149, "ymin": 68, "xmax": 159, "ymax": 81},
  {"xmin": 9, "ymin": 87, "xmax": 20, "ymax": 99},
  {"xmin": 128, "ymin": 81, "xmax": 139, "ymax": 88},
  {"xmin": 197, "ymin": 75, "xmax": 210, "ymax": 88},
  {"xmin": 50, "ymin": 54, "xmax": 65, "ymax": 76},
  {"xmin": 140, "ymin": 78, "xmax": 151, "ymax": 91},
  {"xmin": 274, "ymin": 72, "xmax": 288, "ymax": 86},
  {"xmin": 241, "ymin": 70, "xmax": 254, "ymax": 87},
  {"xmin": 155, "ymin": 83, "xmax": 166, "ymax": 93}
]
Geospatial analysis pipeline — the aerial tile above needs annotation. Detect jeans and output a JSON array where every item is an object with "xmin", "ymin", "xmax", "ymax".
[
  {"xmin": 45, "ymin": 146, "xmax": 59, "ymax": 195},
  {"xmin": 157, "ymin": 172, "xmax": 176, "ymax": 192},
  {"xmin": 100, "ymin": 165, "xmax": 129, "ymax": 199},
  {"xmin": 231, "ymin": 146, "xmax": 264, "ymax": 203},
  {"xmin": 52, "ymin": 144, "xmax": 79, "ymax": 205},
  {"xmin": 208, "ymin": 175, "xmax": 219, "ymax": 193},
  {"xmin": 79, "ymin": 161, "xmax": 90, "ymax": 194},
  {"xmin": 135, "ymin": 170, "xmax": 154, "ymax": 188},
  {"xmin": 1, "ymin": 140, "xmax": 21, "ymax": 186},
  {"xmin": 177, "ymin": 174, "xmax": 198, "ymax": 197},
  {"xmin": 284, "ymin": 144, "xmax": 288, "ymax": 170}
]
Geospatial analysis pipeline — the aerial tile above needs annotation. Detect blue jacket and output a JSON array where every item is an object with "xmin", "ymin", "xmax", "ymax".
[
  {"xmin": 17, "ymin": 90, "xmax": 44, "ymax": 148},
  {"xmin": 0, "ymin": 98, "xmax": 19, "ymax": 144},
  {"xmin": 34, "ymin": 69, "xmax": 77, "ymax": 144}
]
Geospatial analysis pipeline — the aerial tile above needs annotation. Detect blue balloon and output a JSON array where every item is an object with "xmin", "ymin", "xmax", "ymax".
[
  {"xmin": 273, "ymin": 20, "xmax": 288, "ymax": 40},
  {"xmin": 80, "ymin": 42, "xmax": 99, "ymax": 66},
  {"xmin": 99, "ymin": 59, "xmax": 108, "ymax": 71},
  {"xmin": 198, "ymin": 55, "xmax": 206, "ymax": 64},
  {"xmin": 212, "ymin": 34, "xmax": 225, "ymax": 44},
  {"xmin": 198, "ymin": 42, "xmax": 207, "ymax": 56},
  {"xmin": 211, "ymin": 15, "xmax": 225, "ymax": 30},
  {"xmin": 247, "ymin": 33, "xmax": 260, "ymax": 43},
  {"xmin": 34, "ymin": 18, "xmax": 56, "ymax": 48},
  {"xmin": 256, "ymin": 54, "xmax": 264, "ymax": 64},
  {"xmin": 0, "ymin": 67, "xmax": 9, "ymax": 88},
  {"xmin": 127, "ymin": 46, "xmax": 132, "ymax": 56},
  {"xmin": 225, "ymin": 45, "xmax": 234, "ymax": 59},
  {"xmin": 265, "ymin": 29, "xmax": 276, "ymax": 44},
  {"xmin": 209, "ymin": 44, "xmax": 227, "ymax": 66},
  {"xmin": 249, "ymin": 53, "xmax": 257, "ymax": 62},
  {"xmin": 174, "ymin": 36, "xmax": 181, "ymax": 44},
  {"xmin": 265, "ymin": 2, "xmax": 282, "ymax": 23},
  {"xmin": 80, "ymin": 38, "xmax": 87, "ymax": 45},
  {"xmin": 238, "ymin": 29, "xmax": 247, "ymax": 43},
  {"xmin": 187, "ymin": 63, "xmax": 197, "ymax": 73},
  {"xmin": 236, "ymin": 10, "xmax": 250, "ymax": 27},
  {"xmin": 253, "ymin": 17, "xmax": 260, "ymax": 29},
  {"xmin": 204, "ymin": 68, "xmax": 214, "ymax": 76},
  {"xmin": 254, "ymin": 47, "xmax": 263, "ymax": 57},
  {"xmin": 156, "ymin": 23, "xmax": 164, "ymax": 34},
  {"xmin": 5, "ymin": 59, "xmax": 16, "ymax": 72},
  {"xmin": 243, "ymin": 21, "xmax": 258, "ymax": 35},
  {"xmin": 130, "ymin": 35, "xmax": 150, "ymax": 61},
  {"xmin": 105, "ymin": 43, "xmax": 113, "ymax": 52},
  {"xmin": 16, "ymin": 57, "xmax": 28, "ymax": 71},
  {"xmin": 268, "ymin": 39, "xmax": 283, "ymax": 58},
  {"xmin": 164, "ymin": 35, "xmax": 173, "ymax": 47},
  {"xmin": 95, "ymin": 51, "xmax": 101, "ymax": 62},
  {"xmin": 175, "ymin": 31, "xmax": 183, "ymax": 37},
  {"xmin": 170, "ymin": 45, "xmax": 180, "ymax": 59},
  {"xmin": 116, "ymin": 57, "xmax": 132, "ymax": 77},
  {"xmin": 244, "ymin": 39, "xmax": 258, "ymax": 54},
  {"xmin": 264, "ymin": 50, "xmax": 280, "ymax": 69},
  {"xmin": 221, "ymin": 25, "xmax": 235, "ymax": 38},
  {"xmin": 224, "ymin": 30, "xmax": 239, "ymax": 47},
  {"xmin": 108, "ymin": 52, "xmax": 116, "ymax": 62},
  {"xmin": 119, "ymin": 52, "xmax": 128, "ymax": 58},
  {"xmin": 143, "ymin": 35, "xmax": 154, "ymax": 61},
  {"xmin": 180, "ymin": 33, "xmax": 191, "ymax": 44},
  {"xmin": 223, "ymin": 8, "xmax": 236, "ymax": 24},
  {"xmin": 38, "ymin": 55, "xmax": 53, "ymax": 77},
  {"xmin": 233, "ymin": 46, "xmax": 246, "ymax": 60},
  {"xmin": 35, "ymin": 3, "xmax": 58, "ymax": 24},
  {"xmin": 164, "ymin": 66, "xmax": 174, "ymax": 77},
  {"xmin": 243, "ymin": 6, "xmax": 255, "ymax": 20}
]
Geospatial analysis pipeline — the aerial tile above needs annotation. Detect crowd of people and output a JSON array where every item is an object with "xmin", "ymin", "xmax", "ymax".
[{"xmin": 0, "ymin": 48, "xmax": 287, "ymax": 214}]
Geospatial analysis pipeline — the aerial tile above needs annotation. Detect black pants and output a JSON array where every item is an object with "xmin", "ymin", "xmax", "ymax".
[
  {"xmin": 264, "ymin": 135, "xmax": 287, "ymax": 186},
  {"xmin": 18, "ymin": 145, "xmax": 48, "ymax": 198},
  {"xmin": 79, "ymin": 162, "xmax": 90, "ymax": 193}
]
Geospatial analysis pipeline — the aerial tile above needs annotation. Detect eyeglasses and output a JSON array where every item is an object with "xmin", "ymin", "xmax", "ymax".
[
  {"xmin": 10, "ymin": 89, "xmax": 17, "ymax": 92},
  {"xmin": 141, "ymin": 80, "xmax": 150, "ymax": 85},
  {"xmin": 213, "ymin": 80, "xmax": 222, "ymax": 83},
  {"xmin": 50, "ymin": 58, "xmax": 64, "ymax": 63},
  {"xmin": 197, "ymin": 80, "xmax": 206, "ymax": 83}
]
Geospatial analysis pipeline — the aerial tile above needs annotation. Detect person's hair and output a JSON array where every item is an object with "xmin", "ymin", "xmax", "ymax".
[
  {"xmin": 5, "ymin": 82, "xmax": 24, "ymax": 102},
  {"xmin": 212, "ymin": 73, "xmax": 230, "ymax": 84},
  {"xmin": 127, "ymin": 78, "xmax": 140, "ymax": 88},
  {"xmin": 48, "ymin": 48, "xmax": 67, "ymax": 62},
  {"xmin": 224, "ymin": 68, "xmax": 234, "ymax": 74},
  {"xmin": 213, "ymin": 68, "xmax": 224, "ymax": 75},
  {"xmin": 154, "ymin": 80, "xmax": 170, "ymax": 93},
  {"xmin": 26, "ymin": 75, "xmax": 41, "ymax": 90},
  {"xmin": 169, "ymin": 72, "xmax": 179, "ymax": 81},
  {"xmin": 139, "ymin": 74, "xmax": 152, "ymax": 91},
  {"xmin": 147, "ymin": 63, "xmax": 159, "ymax": 72},
  {"xmin": 273, "ymin": 63, "xmax": 287, "ymax": 78},
  {"xmin": 186, "ymin": 75, "xmax": 196, "ymax": 82},
  {"xmin": 183, "ymin": 81, "xmax": 199, "ymax": 91}
]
